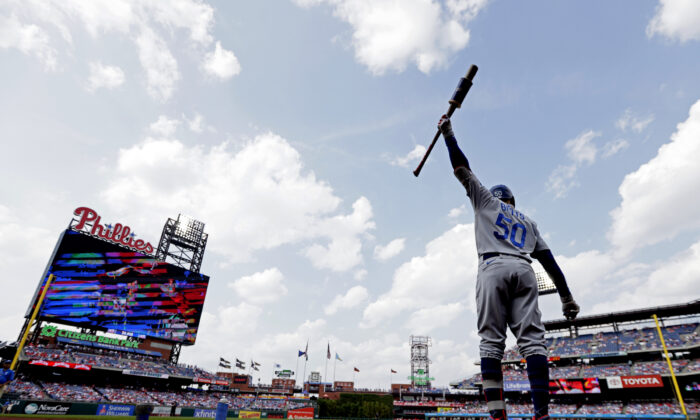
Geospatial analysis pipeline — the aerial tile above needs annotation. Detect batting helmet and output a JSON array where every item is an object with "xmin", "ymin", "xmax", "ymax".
[{"xmin": 490, "ymin": 184, "xmax": 515, "ymax": 206}]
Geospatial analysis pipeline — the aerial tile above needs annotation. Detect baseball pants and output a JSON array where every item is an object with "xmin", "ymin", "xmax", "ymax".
[{"xmin": 476, "ymin": 255, "xmax": 547, "ymax": 360}]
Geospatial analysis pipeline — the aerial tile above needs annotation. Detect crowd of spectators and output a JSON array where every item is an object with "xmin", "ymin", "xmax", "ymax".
[
  {"xmin": 4, "ymin": 378, "xmax": 314, "ymax": 411},
  {"xmin": 504, "ymin": 322, "xmax": 699, "ymax": 360},
  {"xmin": 549, "ymin": 366, "xmax": 580, "ymax": 379},
  {"xmin": 41, "ymin": 381, "xmax": 106, "ymax": 402},
  {"xmin": 580, "ymin": 363, "xmax": 630, "ymax": 377},
  {"xmin": 631, "ymin": 359, "xmax": 689, "ymax": 375},
  {"xmin": 4, "ymin": 379, "xmax": 48, "ymax": 400},
  {"xmin": 625, "ymin": 401, "xmax": 681, "ymax": 414},
  {"xmin": 397, "ymin": 400, "xmax": 697, "ymax": 414},
  {"xmin": 23, "ymin": 344, "xmax": 226, "ymax": 380},
  {"xmin": 576, "ymin": 402, "xmax": 623, "ymax": 414}
]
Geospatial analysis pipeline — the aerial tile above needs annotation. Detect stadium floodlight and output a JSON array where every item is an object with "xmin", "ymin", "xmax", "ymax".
[{"xmin": 155, "ymin": 214, "xmax": 208, "ymax": 274}]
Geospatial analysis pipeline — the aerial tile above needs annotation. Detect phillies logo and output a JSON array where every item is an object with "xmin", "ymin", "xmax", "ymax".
[{"xmin": 73, "ymin": 207, "xmax": 154, "ymax": 254}]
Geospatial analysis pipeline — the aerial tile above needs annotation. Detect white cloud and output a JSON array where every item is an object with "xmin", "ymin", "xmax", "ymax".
[
  {"xmin": 180, "ymin": 302, "xmax": 264, "ymax": 367},
  {"xmin": 202, "ymin": 41, "xmax": 241, "ymax": 80},
  {"xmin": 373, "ymin": 238, "xmax": 405, "ymax": 261},
  {"xmin": 229, "ymin": 268, "xmax": 288, "ymax": 305},
  {"xmin": 609, "ymin": 99, "xmax": 700, "ymax": 255},
  {"xmin": 354, "ymin": 269, "xmax": 367, "ymax": 281},
  {"xmin": 302, "ymin": 197, "xmax": 375, "ymax": 271},
  {"xmin": 1, "ymin": 0, "xmax": 238, "ymax": 100},
  {"xmin": 565, "ymin": 130, "xmax": 599, "ymax": 165},
  {"xmin": 101, "ymin": 130, "xmax": 374, "ymax": 271},
  {"xmin": 647, "ymin": 0, "xmax": 700, "ymax": 42},
  {"xmin": 405, "ymin": 302, "xmax": 464, "ymax": 333},
  {"xmin": 391, "ymin": 145, "xmax": 426, "ymax": 168},
  {"xmin": 546, "ymin": 130, "xmax": 599, "ymax": 198},
  {"xmin": 362, "ymin": 223, "xmax": 478, "ymax": 327},
  {"xmin": 0, "ymin": 14, "xmax": 57, "ymax": 70},
  {"xmin": 293, "ymin": 0, "xmax": 488, "ymax": 75},
  {"xmin": 616, "ymin": 109, "xmax": 654, "ymax": 133},
  {"xmin": 149, "ymin": 115, "xmax": 181, "ymax": 137},
  {"xmin": 136, "ymin": 27, "xmax": 180, "ymax": 101},
  {"xmin": 602, "ymin": 139, "xmax": 629, "ymax": 158},
  {"xmin": 546, "ymin": 163, "xmax": 578, "ymax": 199},
  {"xmin": 448, "ymin": 205, "xmax": 466, "ymax": 218},
  {"xmin": 595, "ymin": 239, "xmax": 700, "ymax": 311},
  {"xmin": 86, "ymin": 61, "xmax": 125, "ymax": 92},
  {"xmin": 324, "ymin": 285, "xmax": 369, "ymax": 315}
]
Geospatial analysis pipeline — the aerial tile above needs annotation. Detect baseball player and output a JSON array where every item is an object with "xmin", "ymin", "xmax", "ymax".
[{"xmin": 438, "ymin": 115, "xmax": 580, "ymax": 420}]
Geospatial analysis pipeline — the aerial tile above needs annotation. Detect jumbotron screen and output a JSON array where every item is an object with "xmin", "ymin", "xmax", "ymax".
[{"xmin": 30, "ymin": 229, "xmax": 209, "ymax": 344}]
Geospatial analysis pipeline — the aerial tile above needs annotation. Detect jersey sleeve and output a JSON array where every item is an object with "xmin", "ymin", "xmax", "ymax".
[
  {"xmin": 453, "ymin": 167, "xmax": 493, "ymax": 210},
  {"xmin": 531, "ymin": 221, "xmax": 550, "ymax": 252}
]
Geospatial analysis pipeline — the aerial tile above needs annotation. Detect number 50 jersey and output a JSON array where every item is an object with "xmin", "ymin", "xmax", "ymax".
[{"xmin": 454, "ymin": 167, "xmax": 549, "ymax": 261}]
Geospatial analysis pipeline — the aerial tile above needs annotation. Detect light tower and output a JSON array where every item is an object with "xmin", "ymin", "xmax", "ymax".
[
  {"xmin": 409, "ymin": 335, "xmax": 432, "ymax": 389},
  {"xmin": 155, "ymin": 214, "xmax": 208, "ymax": 274}
]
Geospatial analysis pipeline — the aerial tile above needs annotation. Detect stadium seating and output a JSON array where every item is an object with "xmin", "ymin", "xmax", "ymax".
[
  {"xmin": 505, "ymin": 322, "xmax": 700, "ymax": 360},
  {"xmin": 5, "ymin": 377, "xmax": 315, "ymax": 411}
]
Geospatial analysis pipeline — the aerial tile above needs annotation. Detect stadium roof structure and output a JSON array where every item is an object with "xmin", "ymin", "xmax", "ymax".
[{"xmin": 544, "ymin": 299, "xmax": 700, "ymax": 332}]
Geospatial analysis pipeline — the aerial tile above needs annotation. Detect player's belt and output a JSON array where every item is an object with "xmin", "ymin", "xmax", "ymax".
[{"xmin": 481, "ymin": 252, "xmax": 531, "ymax": 263}]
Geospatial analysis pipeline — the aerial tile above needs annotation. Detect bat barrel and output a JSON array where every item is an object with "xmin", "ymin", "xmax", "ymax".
[{"xmin": 449, "ymin": 65, "xmax": 479, "ymax": 109}]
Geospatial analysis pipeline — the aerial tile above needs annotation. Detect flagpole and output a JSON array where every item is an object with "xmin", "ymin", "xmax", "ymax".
[
  {"xmin": 295, "ymin": 356, "xmax": 299, "ymax": 387},
  {"xmin": 333, "ymin": 356, "xmax": 337, "ymax": 386},
  {"xmin": 324, "ymin": 342, "xmax": 329, "ymax": 387}
]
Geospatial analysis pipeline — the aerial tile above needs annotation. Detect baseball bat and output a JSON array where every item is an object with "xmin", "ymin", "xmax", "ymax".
[{"xmin": 413, "ymin": 65, "xmax": 479, "ymax": 177}]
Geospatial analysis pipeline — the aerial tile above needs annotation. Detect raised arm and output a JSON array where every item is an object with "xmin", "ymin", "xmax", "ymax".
[
  {"xmin": 531, "ymin": 249, "xmax": 580, "ymax": 320},
  {"xmin": 438, "ymin": 115, "xmax": 470, "ymax": 171}
]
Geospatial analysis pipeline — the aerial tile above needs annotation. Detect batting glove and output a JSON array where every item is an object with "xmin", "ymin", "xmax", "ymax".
[
  {"xmin": 438, "ymin": 115, "xmax": 455, "ymax": 138},
  {"xmin": 561, "ymin": 295, "xmax": 580, "ymax": 321}
]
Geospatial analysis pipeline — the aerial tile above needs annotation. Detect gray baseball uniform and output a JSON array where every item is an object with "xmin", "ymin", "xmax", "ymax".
[{"xmin": 455, "ymin": 167, "xmax": 548, "ymax": 359}]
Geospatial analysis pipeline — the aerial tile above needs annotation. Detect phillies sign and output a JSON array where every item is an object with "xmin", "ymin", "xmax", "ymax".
[
  {"xmin": 72, "ymin": 207, "xmax": 154, "ymax": 254},
  {"xmin": 606, "ymin": 375, "xmax": 663, "ymax": 389}
]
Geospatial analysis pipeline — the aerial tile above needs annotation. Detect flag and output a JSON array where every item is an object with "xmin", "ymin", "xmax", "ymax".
[
  {"xmin": 254, "ymin": 361, "xmax": 261, "ymax": 367},
  {"xmin": 353, "ymin": 367, "xmax": 360, "ymax": 372},
  {"xmin": 335, "ymin": 353, "xmax": 342, "ymax": 361},
  {"xmin": 327, "ymin": 343, "xmax": 331, "ymax": 360},
  {"xmin": 220, "ymin": 357, "xmax": 231, "ymax": 364},
  {"xmin": 219, "ymin": 361, "xmax": 231, "ymax": 368},
  {"xmin": 253, "ymin": 366, "xmax": 259, "ymax": 371},
  {"xmin": 391, "ymin": 369, "xmax": 397, "ymax": 373},
  {"xmin": 236, "ymin": 358, "xmax": 244, "ymax": 364},
  {"xmin": 298, "ymin": 350, "xmax": 306, "ymax": 358}
]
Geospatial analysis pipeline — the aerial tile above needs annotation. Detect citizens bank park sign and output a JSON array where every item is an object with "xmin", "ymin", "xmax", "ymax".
[{"xmin": 71, "ymin": 206, "xmax": 155, "ymax": 254}]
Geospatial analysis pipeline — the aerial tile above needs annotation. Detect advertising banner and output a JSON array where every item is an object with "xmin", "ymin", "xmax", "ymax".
[
  {"xmin": 152, "ymin": 406, "xmax": 181, "ymax": 416},
  {"xmin": 240, "ymin": 410, "xmax": 262, "ymax": 418},
  {"xmin": 287, "ymin": 407, "xmax": 315, "ymax": 419},
  {"xmin": 97, "ymin": 404, "xmax": 135, "ymax": 416},
  {"xmin": 29, "ymin": 359, "xmax": 92, "ymax": 370},
  {"xmin": 122, "ymin": 369, "xmax": 169, "ymax": 379},
  {"xmin": 193, "ymin": 408, "xmax": 217, "ymax": 418},
  {"xmin": 24, "ymin": 401, "xmax": 71, "ymax": 415},
  {"xmin": 549, "ymin": 377, "xmax": 601, "ymax": 394},
  {"xmin": 504, "ymin": 380, "xmax": 530, "ymax": 392},
  {"xmin": 606, "ymin": 375, "xmax": 663, "ymax": 389},
  {"xmin": 233, "ymin": 375, "xmax": 249, "ymax": 384}
]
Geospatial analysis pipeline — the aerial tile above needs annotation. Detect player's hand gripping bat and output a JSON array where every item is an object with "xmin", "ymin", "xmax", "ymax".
[{"xmin": 413, "ymin": 65, "xmax": 478, "ymax": 177}]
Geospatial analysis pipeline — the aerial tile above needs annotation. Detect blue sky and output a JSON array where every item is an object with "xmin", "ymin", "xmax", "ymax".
[{"xmin": 1, "ymin": 0, "xmax": 700, "ymax": 389}]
